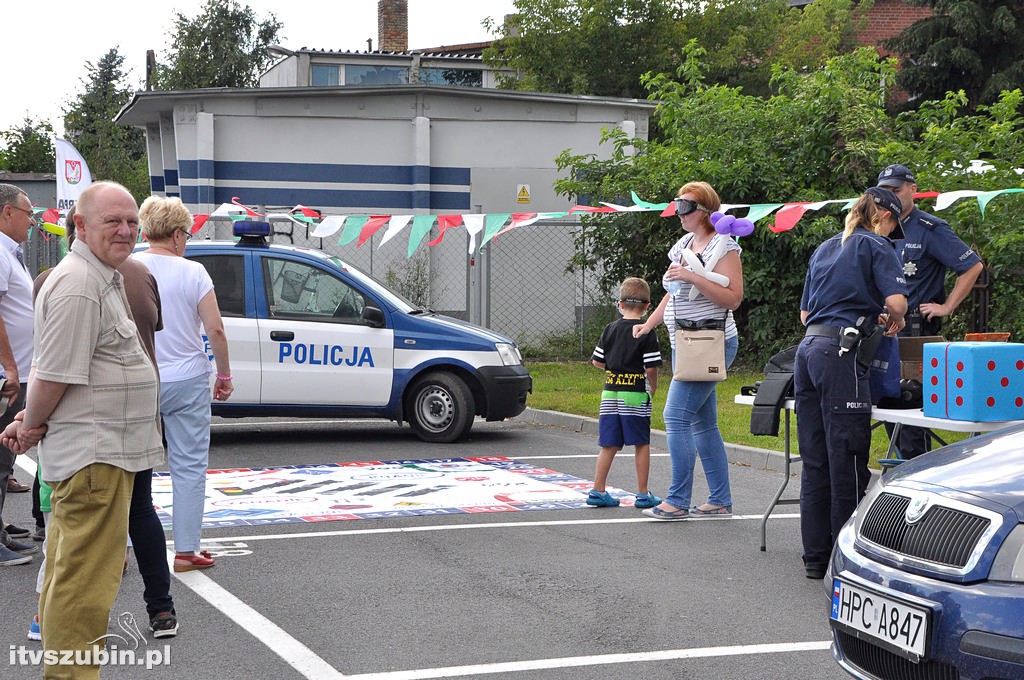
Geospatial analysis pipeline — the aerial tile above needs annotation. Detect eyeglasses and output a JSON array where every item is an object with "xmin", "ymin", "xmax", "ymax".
[
  {"xmin": 178, "ymin": 228, "xmax": 193, "ymax": 241},
  {"xmin": 674, "ymin": 198, "xmax": 700, "ymax": 217},
  {"xmin": 8, "ymin": 205, "xmax": 37, "ymax": 225}
]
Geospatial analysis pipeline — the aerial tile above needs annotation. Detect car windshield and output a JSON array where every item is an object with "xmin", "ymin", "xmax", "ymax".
[{"xmin": 326, "ymin": 256, "xmax": 415, "ymax": 313}]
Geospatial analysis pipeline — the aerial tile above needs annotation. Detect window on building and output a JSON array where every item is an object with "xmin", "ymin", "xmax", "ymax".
[
  {"xmin": 419, "ymin": 67, "xmax": 483, "ymax": 88},
  {"xmin": 311, "ymin": 64, "xmax": 340, "ymax": 87},
  {"xmin": 344, "ymin": 65, "xmax": 409, "ymax": 86}
]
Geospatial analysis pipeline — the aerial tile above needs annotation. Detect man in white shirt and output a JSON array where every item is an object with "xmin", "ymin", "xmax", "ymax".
[{"xmin": 0, "ymin": 183, "xmax": 39, "ymax": 566}]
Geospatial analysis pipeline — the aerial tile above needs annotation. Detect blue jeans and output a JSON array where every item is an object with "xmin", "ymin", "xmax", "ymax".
[
  {"xmin": 162, "ymin": 375, "xmax": 213, "ymax": 553},
  {"xmin": 663, "ymin": 335, "xmax": 739, "ymax": 510}
]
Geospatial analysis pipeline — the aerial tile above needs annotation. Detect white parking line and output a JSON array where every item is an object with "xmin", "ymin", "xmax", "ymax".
[
  {"xmin": 195, "ymin": 514, "xmax": 801, "ymax": 544},
  {"xmin": 342, "ymin": 641, "xmax": 833, "ymax": 679},
  {"xmin": 17, "ymin": 456, "xmax": 814, "ymax": 679},
  {"xmin": 170, "ymin": 557, "xmax": 346, "ymax": 679}
]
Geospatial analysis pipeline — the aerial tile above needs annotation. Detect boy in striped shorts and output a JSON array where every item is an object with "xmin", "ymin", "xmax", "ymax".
[{"xmin": 588, "ymin": 277, "xmax": 663, "ymax": 508}]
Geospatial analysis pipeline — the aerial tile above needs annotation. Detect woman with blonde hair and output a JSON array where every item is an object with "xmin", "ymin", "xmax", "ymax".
[
  {"xmin": 135, "ymin": 196, "xmax": 233, "ymax": 572},
  {"xmin": 794, "ymin": 186, "xmax": 907, "ymax": 579},
  {"xmin": 633, "ymin": 181, "xmax": 744, "ymax": 520}
]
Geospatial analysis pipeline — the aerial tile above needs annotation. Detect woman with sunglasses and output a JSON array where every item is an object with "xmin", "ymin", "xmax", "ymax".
[
  {"xmin": 795, "ymin": 186, "xmax": 906, "ymax": 579},
  {"xmin": 633, "ymin": 181, "xmax": 744, "ymax": 519},
  {"xmin": 135, "ymin": 196, "xmax": 233, "ymax": 572}
]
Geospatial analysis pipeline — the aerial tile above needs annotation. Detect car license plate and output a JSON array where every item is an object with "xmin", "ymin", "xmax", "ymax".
[{"xmin": 831, "ymin": 579, "xmax": 929, "ymax": 659}]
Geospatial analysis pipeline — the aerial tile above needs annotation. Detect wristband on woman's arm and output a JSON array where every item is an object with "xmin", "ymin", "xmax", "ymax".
[{"xmin": 216, "ymin": 374, "xmax": 233, "ymax": 381}]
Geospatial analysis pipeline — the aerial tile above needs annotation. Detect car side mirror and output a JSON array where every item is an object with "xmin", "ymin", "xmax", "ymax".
[{"xmin": 361, "ymin": 305, "xmax": 385, "ymax": 328}]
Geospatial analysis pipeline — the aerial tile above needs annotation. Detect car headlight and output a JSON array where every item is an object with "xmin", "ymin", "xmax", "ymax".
[
  {"xmin": 495, "ymin": 342, "xmax": 522, "ymax": 366},
  {"xmin": 990, "ymin": 523, "xmax": 1024, "ymax": 582}
]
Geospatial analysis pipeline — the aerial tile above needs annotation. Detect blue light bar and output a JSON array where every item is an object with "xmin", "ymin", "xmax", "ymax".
[{"xmin": 233, "ymin": 220, "xmax": 271, "ymax": 238}]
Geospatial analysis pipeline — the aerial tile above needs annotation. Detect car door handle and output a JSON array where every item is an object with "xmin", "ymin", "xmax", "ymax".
[{"xmin": 270, "ymin": 331, "xmax": 294, "ymax": 341}]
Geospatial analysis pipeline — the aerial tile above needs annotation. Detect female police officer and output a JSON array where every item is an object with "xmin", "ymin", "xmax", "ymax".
[{"xmin": 796, "ymin": 186, "xmax": 907, "ymax": 579}]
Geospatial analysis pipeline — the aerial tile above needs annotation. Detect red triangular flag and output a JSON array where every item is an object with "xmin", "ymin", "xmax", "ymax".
[
  {"xmin": 191, "ymin": 214, "xmax": 210, "ymax": 233},
  {"xmin": 230, "ymin": 197, "xmax": 264, "ymax": 217},
  {"xmin": 769, "ymin": 203, "xmax": 811, "ymax": 233},
  {"xmin": 427, "ymin": 214, "xmax": 465, "ymax": 246},
  {"xmin": 356, "ymin": 216, "xmax": 392, "ymax": 247}
]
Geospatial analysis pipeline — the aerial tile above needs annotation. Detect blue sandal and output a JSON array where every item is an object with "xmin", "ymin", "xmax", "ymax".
[
  {"xmin": 634, "ymin": 491, "xmax": 661, "ymax": 509},
  {"xmin": 586, "ymin": 489, "xmax": 620, "ymax": 507}
]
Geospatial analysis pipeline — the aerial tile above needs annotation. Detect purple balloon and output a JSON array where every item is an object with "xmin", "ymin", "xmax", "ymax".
[
  {"xmin": 710, "ymin": 211, "xmax": 724, "ymax": 225},
  {"xmin": 714, "ymin": 214, "xmax": 736, "ymax": 234},
  {"xmin": 732, "ymin": 218, "xmax": 755, "ymax": 237}
]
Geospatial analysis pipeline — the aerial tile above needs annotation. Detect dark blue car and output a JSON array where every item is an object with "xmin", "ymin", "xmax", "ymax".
[{"xmin": 828, "ymin": 423, "xmax": 1024, "ymax": 680}]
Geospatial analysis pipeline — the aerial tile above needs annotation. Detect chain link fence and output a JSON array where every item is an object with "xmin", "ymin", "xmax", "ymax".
[{"xmin": 24, "ymin": 216, "xmax": 612, "ymax": 359}]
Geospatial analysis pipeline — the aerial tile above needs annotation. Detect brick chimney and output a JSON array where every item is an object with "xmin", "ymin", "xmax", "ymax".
[{"xmin": 378, "ymin": 0, "xmax": 408, "ymax": 52}]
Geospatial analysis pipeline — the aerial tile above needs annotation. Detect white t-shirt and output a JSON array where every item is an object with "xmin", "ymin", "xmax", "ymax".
[
  {"xmin": 134, "ymin": 251, "xmax": 214, "ymax": 383},
  {"xmin": 662, "ymin": 231, "xmax": 742, "ymax": 348},
  {"xmin": 0, "ymin": 232, "xmax": 35, "ymax": 378}
]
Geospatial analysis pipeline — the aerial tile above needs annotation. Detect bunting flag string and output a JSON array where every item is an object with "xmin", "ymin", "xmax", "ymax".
[{"xmin": 34, "ymin": 185, "xmax": 1024, "ymax": 258}]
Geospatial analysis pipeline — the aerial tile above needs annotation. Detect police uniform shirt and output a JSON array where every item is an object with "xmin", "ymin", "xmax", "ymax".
[
  {"xmin": 897, "ymin": 207, "xmax": 981, "ymax": 309},
  {"xmin": 592, "ymin": 318, "xmax": 662, "ymax": 392},
  {"xmin": 800, "ymin": 227, "xmax": 907, "ymax": 328}
]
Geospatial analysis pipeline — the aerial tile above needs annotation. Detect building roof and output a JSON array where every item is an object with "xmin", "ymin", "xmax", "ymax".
[{"xmin": 115, "ymin": 83, "xmax": 654, "ymax": 127}]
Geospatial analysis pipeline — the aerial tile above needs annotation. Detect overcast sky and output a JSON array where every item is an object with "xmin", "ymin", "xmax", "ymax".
[{"xmin": 3, "ymin": 0, "xmax": 516, "ymax": 137}]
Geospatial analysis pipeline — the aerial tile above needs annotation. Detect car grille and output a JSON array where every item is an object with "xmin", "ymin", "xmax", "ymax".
[
  {"xmin": 836, "ymin": 630, "xmax": 959, "ymax": 680},
  {"xmin": 859, "ymin": 492, "xmax": 990, "ymax": 568}
]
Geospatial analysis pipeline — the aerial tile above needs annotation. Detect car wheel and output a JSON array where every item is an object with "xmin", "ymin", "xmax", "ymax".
[{"xmin": 407, "ymin": 372, "xmax": 475, "ymax": 443}]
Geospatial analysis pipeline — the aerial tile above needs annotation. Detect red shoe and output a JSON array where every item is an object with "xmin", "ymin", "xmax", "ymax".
[{"xmin": 173, "ymin": 550, "xmax": 215, "ymax": 572}]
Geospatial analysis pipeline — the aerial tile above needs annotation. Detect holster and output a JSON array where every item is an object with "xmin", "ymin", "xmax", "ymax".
[{"xmin": 855, "ymin": 316, "xmax": 884, "ymax": 369}]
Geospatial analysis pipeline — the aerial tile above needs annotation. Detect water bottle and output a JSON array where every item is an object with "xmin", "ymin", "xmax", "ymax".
[{"xmin": 665, "ymin": 280, "xmax": 683, "ymax": 297}]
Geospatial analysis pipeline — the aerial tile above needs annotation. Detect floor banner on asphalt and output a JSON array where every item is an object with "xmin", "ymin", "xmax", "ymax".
[{"xmin": 152, "ymin": 456, "xmax": 632, "ymax": 527}]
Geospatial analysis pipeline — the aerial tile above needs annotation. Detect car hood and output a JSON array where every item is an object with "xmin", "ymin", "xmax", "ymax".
[{"xmin": 884, "ymin": 423, "xmax": 1024, "ymax": 517}]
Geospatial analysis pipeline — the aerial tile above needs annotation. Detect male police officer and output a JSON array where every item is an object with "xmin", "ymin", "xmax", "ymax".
[{"xmin": 877, "ymin": 164, "xmax": 984, "ymax": 458}]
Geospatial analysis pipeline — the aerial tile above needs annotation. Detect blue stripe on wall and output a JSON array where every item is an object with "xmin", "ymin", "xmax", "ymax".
[
  {"xmin": 150, "ymin": 176, "xmax": 165, "ymax": 192},
  {"xmin": 177, "ymin": 186, "xmax": 470, "ymax": 211},
  {"xmin": 176, "ymin": 160, "xmax": 470, "ymax": 187},
  {"xmin": 165, "ymin": 169, "xmax": 179, "ymax": 185}
]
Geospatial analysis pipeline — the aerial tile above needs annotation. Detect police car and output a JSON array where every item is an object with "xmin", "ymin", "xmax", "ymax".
[{"xmin": 177, "ymin": 220, "xmax": 531, "ymax": 443}]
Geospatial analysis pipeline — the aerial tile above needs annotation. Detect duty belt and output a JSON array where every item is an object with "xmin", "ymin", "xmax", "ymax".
[{"xmin": 804, "ymin": 324, "xmax": 842, "ymax": 339}]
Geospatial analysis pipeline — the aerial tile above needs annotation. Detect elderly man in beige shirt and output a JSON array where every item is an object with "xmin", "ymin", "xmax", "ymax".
[{"xmin": 3, "ymin": 181, "xmax": 163, "ymax": 680}]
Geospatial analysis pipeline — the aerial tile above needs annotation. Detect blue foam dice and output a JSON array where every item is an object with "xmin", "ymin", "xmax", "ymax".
[{"xmin": 923, "ymin": 342, "xmax": 1024, "ymax": 421}]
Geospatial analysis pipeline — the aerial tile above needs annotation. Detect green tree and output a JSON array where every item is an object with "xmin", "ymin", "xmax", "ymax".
[
  {"xmin": 0, "ymin": 118, "xmax": 56, "ymax": 173},
  {"xmin": 881, "ymin": 88, "xmax": 1024, "ymax": 339},
  {"xmin": 773, "ymin": 0, "xmax": 873, "ymax": 73},
  {"xmin": 63, "ymin": 49, "xmax": 149, "ymax": 199},
  {"xmin": 154, "ymin": 0, "xmax": 282, "ymax": 90},
  {"xmin": 885, "ymin": 0, "xmax": 1024, "ymax": 110},
  {"xmin": 483, "ymin": 0, "xmax": 688, "ymax": 98},
  {"xmin": 486, "ymin": 0, "xmax": 869, "ymax": 100},
  {"xmin": 554, "ymin": 47, "xmax": 899, "ymax": 362}
]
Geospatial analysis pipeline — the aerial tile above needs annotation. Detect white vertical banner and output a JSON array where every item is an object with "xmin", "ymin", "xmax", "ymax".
[{"xmin": 55, "ymin": 138, "xmax": 93, "ymax": 212}]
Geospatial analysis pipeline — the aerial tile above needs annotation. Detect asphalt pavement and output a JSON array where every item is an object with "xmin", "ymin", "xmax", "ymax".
[{"xmin": 1, "ymin": 408, "xmax": 848, "ymax": 680}]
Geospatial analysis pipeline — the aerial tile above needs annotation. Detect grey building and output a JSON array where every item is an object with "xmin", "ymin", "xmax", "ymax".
[{"xmin": 112, "ymin": 2, "xmax": 655, "ymax": 345}]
